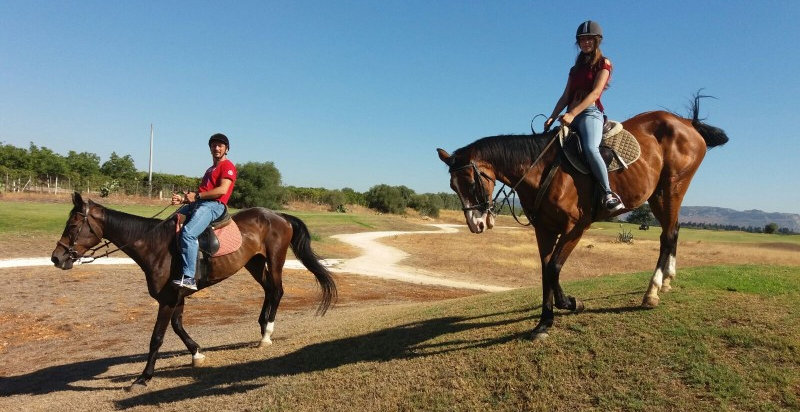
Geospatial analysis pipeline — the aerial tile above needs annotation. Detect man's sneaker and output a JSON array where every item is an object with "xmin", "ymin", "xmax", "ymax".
[
  {"xmin": 604, "ymin": 193, "xmax": 625, "ymax": 213},
  {"xmin": 172, "ymin": 276, "xmax": 197, "ymax": 291}
]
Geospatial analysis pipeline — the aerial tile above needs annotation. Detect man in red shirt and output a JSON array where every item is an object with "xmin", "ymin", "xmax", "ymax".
[{"xmin": 171, "ymin": 133, "xmax": 238, "ymax": 290}]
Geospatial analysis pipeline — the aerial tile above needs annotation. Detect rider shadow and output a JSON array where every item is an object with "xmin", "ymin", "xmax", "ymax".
[{"xmin": 115, "ymin": 307, "xmax": 538, "ymax": 408}]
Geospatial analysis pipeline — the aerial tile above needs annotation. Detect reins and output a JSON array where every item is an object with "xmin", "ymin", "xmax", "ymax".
[
  {"xmin": 65, "ymin": 202, "xmax": 178, "ymax": 264},
  {"xmin": 489, "ymin": 128, "xmax": 562, "ymax": 225}
]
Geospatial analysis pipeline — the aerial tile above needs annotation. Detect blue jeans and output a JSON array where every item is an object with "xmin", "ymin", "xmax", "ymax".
[
  {"xmin": 574, "ymin": 105, "xmax": 612, "ymax": 194},
  {"xmin": 177, "ymin": 200, "xmax": 226, "ymax": 279}
]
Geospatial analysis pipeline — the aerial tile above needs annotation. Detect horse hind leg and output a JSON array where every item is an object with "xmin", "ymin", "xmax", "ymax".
[
  {"xmin": 246, "ymin": 256, "xmax": 283, "ymax": 348},
  {"xmin": 643, "ymin": 220, "xmax": 680, "ymax": 308}
]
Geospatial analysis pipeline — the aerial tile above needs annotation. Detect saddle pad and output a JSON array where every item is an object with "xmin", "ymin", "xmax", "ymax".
[
  {"xmin": 212, "ymin": 221, "xmax": 242, "ymax": 257},
  {"xmin": 561, "ymin": 124, "xmax": 641, "ymax": 175}
]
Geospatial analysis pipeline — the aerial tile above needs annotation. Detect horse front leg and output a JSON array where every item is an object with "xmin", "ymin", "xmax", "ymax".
[
  {"xmin": 532, "ymin": 225, "xmax": 587, "ymax": 339},
  {"xmin": 170, "ymin": 296, "xmax": 205, "ymax": 366},
  {"xmin": 130, "ymin": 302, "xmax": 175, "ymax": 388}
]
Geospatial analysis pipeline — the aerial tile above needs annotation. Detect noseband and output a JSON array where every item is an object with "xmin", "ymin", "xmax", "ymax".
[
  {"xmin": 57, "ymin": 205, "xmax": 104, "ymax": 262},
  {"xmin": 448, "ymin": 161, "xmax": 497, "ymax": 214}
]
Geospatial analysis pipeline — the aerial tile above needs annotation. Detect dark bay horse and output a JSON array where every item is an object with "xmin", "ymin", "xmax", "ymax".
[
  {"xmin": 51, "ymin": 192, "xmax": 337, "ymax": 387},
  {"xmin": 437, "ymin": 98, "xmax": 728, "ymax": 337}
]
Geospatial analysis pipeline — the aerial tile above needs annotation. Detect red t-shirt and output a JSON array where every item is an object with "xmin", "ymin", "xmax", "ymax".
[
  {"xmin": 568, "ymin": 58, "xmax": 612, "ymax": 112},
  {"xmin": 198, "ymin": 159, "xmax": 237, "ymax": 205}
]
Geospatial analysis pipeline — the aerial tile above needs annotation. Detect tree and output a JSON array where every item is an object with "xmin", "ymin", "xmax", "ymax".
[
  {"xmin": 626, "ymin": 204, "xmax": 657, "ymax": 226},
  {"xmin": 28, "ymin": 143, "xmax": 67, "ymax": 178},
  {"xmin": 764, "ymin": 223, "xmax": 778, "ymax": 234},
  {"xmin": 66, "ymin": 151, "xmax": 101, "ymax": 177},
  {"xmin": 100, "ymin": 152, "xmax": 138, "ymax": 180},
  {"xmin": 0, "ymin": 142, "xmax": 30, "ymax": 170},
  {"xmin": 228, "ymin": 161, "xmax": 285, "ymax": 209},
  {"xmin": 365, "ymin": 184, "xmax": 408, "ymax": 214}
]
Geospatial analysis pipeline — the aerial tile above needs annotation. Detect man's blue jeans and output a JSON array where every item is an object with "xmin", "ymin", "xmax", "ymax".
[
  {"xmin": 177, "ymin": 200, "xmax": 226, "ymax": 279},
  {"xmin": 573, "ymin": 105, "xmax": 612, "ymax": 194}
]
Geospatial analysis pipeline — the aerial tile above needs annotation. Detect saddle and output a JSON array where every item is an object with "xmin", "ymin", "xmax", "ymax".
[
  {"xmin": 559, "ymin": 120, "xmax": 641, "ymax": 174},
  {"xmin": 175, "ymin": 208, "xmax": 243, "ymax": 282}
]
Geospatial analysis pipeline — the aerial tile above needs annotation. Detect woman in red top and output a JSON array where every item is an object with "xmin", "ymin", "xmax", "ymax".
[
  {"xmin": 544, "ymin": 20, "xmax": 623, "ymax": 212},
  {"xmin": 170, "ymin": 133, "xmax": 238, "ymax": 290}
]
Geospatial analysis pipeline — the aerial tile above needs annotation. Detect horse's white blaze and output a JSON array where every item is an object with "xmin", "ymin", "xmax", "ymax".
[{"xmin": 261, "ymin": 321, "xmax": 275, "ymax": 345}]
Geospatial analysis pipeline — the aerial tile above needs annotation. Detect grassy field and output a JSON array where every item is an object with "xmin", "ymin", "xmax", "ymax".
[{"xmin": 2, "ymin": 197, "xmax": 799, "ymax": 410}]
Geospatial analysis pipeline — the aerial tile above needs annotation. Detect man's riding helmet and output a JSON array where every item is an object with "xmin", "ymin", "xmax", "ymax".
[
  {"xmin": 576, "ymin": 20, "xmax": 602, "ymax": 39},
  {"xmin": 208, "ymin": 133, "xmax": 229, "ymax": 149}
]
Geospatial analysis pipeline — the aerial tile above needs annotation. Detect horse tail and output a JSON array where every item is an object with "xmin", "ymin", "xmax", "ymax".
[
  {"xmin": 280, "ymin": 213, "xmax": 337, "ymax": 315},
  {"xmin": 690, "ymin": 92, "xmax": 730, "ymax": 149}
]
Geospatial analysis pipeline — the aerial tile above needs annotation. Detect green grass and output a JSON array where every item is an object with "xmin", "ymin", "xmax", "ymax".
[
  {"xmin": 115, "ymin": 265, "xmax": 800, "ymax": 411},
  {"xmin": 589, "ymin": 221, "xmax": 800, "ymax": 246}
]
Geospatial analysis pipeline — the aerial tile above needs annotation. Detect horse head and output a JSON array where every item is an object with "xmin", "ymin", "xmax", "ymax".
[
  {"xmin": 437, "ymin": 148, "xmax": 496, "ymax": 234},
  {"xmin": 51, "ymin": 192, "xmax": 106, "ymax": 269}
]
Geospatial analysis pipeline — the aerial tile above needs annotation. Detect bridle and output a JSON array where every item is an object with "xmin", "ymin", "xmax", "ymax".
[
  {"xmin": 57, "ymin": 202, "xmax": 176, "ymax": 264},
  {"xmin": 448, "ymin": 162, "xmax": 497, "ymax": 215},
  {"xmin": 448, "ymin": 128, "xmax": 562, "ymax": 225},
  {"xmin": 57, "ymin": 204, "xmax": 107, "ymax": 262}
]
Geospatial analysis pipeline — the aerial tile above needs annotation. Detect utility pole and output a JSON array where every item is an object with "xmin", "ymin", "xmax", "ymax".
[{"xmin": 148, "ymin": 123, "xmax": 154, "ymax": 197}]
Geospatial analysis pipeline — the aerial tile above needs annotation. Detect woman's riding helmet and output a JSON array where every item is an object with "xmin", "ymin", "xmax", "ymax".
[
  {"xmin": 576, "ymin": 20, "xmax": 602, "ymax": 39},
  {"xmin": 208, "ymin": 133, "xmax": 229, "ymax": 149}
]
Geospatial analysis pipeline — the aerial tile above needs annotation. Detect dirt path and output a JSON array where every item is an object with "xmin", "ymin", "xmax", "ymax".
[{"xmin": 331, "ymin": 224, "xmax": 511, "ymax": 292}]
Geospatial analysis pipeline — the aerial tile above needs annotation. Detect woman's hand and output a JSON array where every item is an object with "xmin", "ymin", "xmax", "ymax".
[
  {"xmin": 559, "ymin": 112, "xmax": 575, "ymax": 126},
  {"xmin": 544, "ymin": 117, "xmax": 555, "ymax": 131}
]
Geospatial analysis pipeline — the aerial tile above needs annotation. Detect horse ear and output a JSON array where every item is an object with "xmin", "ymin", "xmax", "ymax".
[
  {"xmin": 436, "ymin": 148, "xmax": 453, "ymax": 166},
  {"xmin": 72, "ymin": 191, "xmax": 83, "ymax": 208}
]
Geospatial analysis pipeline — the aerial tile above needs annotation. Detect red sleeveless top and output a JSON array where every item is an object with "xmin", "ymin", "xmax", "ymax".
[{"xmin": 568, "ymin": 58, "xmax": 612, "ymax": 113}]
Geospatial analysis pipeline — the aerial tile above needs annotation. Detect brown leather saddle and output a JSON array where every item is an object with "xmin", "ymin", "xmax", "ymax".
[{"xmin": 560, "ymin": 120, "xmax": 641, "ymax": 174}]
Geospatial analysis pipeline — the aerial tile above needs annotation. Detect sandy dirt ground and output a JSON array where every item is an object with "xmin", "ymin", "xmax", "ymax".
[{"xmin": 1, "ymin": 221, "xmax": 799, "ymax": 411}]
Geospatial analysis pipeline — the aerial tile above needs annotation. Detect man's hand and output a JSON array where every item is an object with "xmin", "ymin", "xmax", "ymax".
[{"xmin": 170, "ymin": 192, "xmax": 185, "ymax": 205}]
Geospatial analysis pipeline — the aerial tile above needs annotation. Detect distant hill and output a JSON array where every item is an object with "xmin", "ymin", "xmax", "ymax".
[{"xmin": 679, "ymin": 206, "xmax": 800, "ymax": 232}]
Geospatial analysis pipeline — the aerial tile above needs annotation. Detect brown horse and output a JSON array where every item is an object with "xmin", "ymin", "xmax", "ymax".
[
  {"xmin": 437, "ymin": 97, "xmax": 728, "ymax": 337},
  {"xmin": 50, "ymin": 192, "xmax": 337, "ymax": 387}
]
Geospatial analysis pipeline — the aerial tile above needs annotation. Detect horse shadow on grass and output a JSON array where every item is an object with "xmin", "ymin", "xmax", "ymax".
[{"xmin": 1, "ymin": 293, "xmax": 647, "ymax": 407}]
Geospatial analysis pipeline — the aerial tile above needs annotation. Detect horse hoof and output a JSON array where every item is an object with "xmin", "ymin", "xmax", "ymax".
[
  {"xmin": 572, "ymin": 299, "xmax": 585, "ymax": 313},
  {"xmin": 126, "ymin": 381, "xmax": 147, "ymax": 393},
  {"xmin": 258, "ymin": 339, "xmax": 273, "ymax": 348},
  {"xmin": 660, "ymin": 284, "xmax": 672, "ymax": 293},
  {"xmin": 641, "ymin": 295, "xmax": 660, "ymax": 308},
  {"xmin": 532, "ymin": 331, "xmax": 549, "ymax": 341},
  {"xmin": 192, "ymin": 353, "xmax": 206, "ymax": 367}
]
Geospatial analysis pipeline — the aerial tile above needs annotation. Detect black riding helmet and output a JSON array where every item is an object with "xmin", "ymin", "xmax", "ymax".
[
  {"xmin": 208, "ymin": 133, "xmax": 229, "ymax": 150},
  {"xmin": 576, "ymin": 20, "xmax": 603, "ymax": 39}
]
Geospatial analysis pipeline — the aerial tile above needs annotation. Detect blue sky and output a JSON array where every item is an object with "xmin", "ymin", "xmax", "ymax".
[{"xmin": 1, "ymin": 1, "xmax": 798, "ymax": 214}]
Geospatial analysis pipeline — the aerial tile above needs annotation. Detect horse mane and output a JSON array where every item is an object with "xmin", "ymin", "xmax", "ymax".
[
  {"xmin": 453, "ymin": 131, "xmax": 555, "ymax": 170},
  {"xmin": 103, "ymin": 207, "xmax": 174, "ymax": 245}
]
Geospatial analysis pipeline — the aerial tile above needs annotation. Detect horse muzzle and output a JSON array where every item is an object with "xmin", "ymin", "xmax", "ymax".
[
  {"xmin": 464, "ymin": 210, "xmax": 495, "ymax": 234},
  {"xmin": 51, "ymin": 248, "xmax": 76, "ymax": 270}
]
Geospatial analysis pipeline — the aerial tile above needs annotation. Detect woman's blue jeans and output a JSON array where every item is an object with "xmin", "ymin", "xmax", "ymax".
[
  {"xmin": 573, "ymin": 105, "xmax": 612, "ymax": 194},
  {"xmin": 177, "ymin": 200, "xmax": 226, "ymax": 279}
]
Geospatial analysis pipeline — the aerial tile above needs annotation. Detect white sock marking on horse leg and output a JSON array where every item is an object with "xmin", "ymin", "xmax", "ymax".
[
  {"xmin": 260, "ymin": 321, "xmax": 275, "ymax": 345},
  {"xmin": 646, "ymin": 268, "xmax": 663, "ymax": 302},
  {"xmin": 662, "ymin": 255, "xmax": 677, "ymax": 291},
  {"xmin": 193, "ymin": 351, "xmax": 205, "ymax": 360}
]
